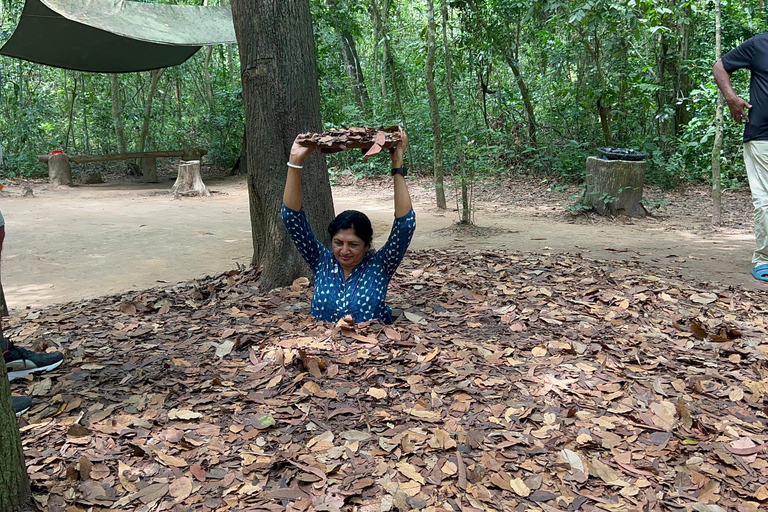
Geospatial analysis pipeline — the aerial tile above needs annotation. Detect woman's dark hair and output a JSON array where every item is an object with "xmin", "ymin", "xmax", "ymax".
[{"xmin": 328, "ymin": 210, "xmax": 373, "ymax": 247}]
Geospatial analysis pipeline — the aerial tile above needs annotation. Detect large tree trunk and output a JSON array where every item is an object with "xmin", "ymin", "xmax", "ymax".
[
  {"xmin": 232, "ymin": 0, "xmax": 335, "ymax": 292},
  {"xmin": 426, "ymin": 0, "xmax": 446, "ymax": 209},
  {"xmin": 442, "ymin": 0, "xmax": 470, "ymax": 225},
  {"xmin": 0, "ymin": 359, "xmax": 32, "ymax": 512},
  {"xmin": 109, "ymin": 74, "xmax": 127, "ymax": 154}
]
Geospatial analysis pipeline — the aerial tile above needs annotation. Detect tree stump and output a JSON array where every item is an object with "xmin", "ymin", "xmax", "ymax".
[
  {"xmin": 48, "ymin": 152, "xmax": 73, "ymax": 186},
  {"xmin": 142, "ymin": 157, "xmax": 158, "ymax": 183},
  {"xmin": 171, "ymin": 160, "xmax": 210, "ymax": 197},
  {"xmin": 582, "ymin": 157, "xmax": 647, "ymax": 217}
]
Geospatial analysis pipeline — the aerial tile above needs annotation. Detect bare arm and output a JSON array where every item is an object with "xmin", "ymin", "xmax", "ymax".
[
  {"xmin": 390, "ymin": 127, "xmax": 413, "ymax": 218},
  {"xmin": 713, "ymin": 59, "xmax": 752, "ymax": 124},
  {"xmin": 282, "ymin": 137, "xmax": 317, "ymax": 211}
]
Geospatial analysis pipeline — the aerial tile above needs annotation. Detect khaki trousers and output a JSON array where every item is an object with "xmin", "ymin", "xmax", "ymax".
[{"xmin": 743, "ymin": 141, "xmax": 768, "ymax": 267}]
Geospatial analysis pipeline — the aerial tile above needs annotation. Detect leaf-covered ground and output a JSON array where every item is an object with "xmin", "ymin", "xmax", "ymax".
[{"xmin": 9, "ymin": 247, "xmax": 768, "ymax": 512}]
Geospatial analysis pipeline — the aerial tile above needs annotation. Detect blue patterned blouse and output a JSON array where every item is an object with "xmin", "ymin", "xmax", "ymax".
[{"xmin": 281, "ymin": 205, "xmax": 416, "ymax": 323}]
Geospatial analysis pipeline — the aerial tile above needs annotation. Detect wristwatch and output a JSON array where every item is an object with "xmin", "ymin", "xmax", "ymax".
[{"xmin": 391, "ymin": 166, "xmax": 408, "ymax": 177}]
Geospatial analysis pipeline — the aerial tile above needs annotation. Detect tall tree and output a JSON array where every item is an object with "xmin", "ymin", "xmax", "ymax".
[
  {"xmin": 712, "ymin": 0, "xmax": 724, "ymax": 226},
  {"xmin": 138, "ymin": 69, "xmax": 166, "ymax": 155},
  {"xmin": 425, "ymin": 0, "xmax": 446, "ymax": 209},
  {"xmin": 325, "ymin": 0, "xmax": 371, "ymax": 114},
  {"xmin": 110, "ymin": 74, "xmax": 127, "ymax": 154},
  {"xmin": 232, "ymin": 0, "xmax": 335, "ymax": 291},
  {"xmin": 442, "ymin": 0, "xmax": 470, "ymax": 224},
  {"xmin": 0, "ymin": 360, "xmax": 32, "ymax": 511}
]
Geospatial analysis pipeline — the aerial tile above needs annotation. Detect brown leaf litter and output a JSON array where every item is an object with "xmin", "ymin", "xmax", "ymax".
[{"xmin": 8, "ymin": 248, "xmax": 768, "ymax": 512}]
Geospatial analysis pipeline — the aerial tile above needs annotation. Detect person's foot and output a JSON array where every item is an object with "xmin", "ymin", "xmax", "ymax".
[
  {"xmin": 12, "ymin": 395, "xmax": 32, "ymax": 416},
  {"xmin": 2, "ymin": 338, "xmax": 64, "ymax": 381}
]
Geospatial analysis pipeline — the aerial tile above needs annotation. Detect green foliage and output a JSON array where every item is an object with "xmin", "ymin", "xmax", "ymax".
[
  {"xmin": 0, "ymin": 0, "xmax": 759, "ymax": 194},
  {"xmin": 0, "ymin": 43, "xmax": 242, "ymax": 177}
]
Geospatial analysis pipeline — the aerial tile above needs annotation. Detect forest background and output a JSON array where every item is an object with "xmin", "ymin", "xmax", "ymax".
[{"xmin": 0, "ymin": 0, "xmax": 759, "ymax": 193}]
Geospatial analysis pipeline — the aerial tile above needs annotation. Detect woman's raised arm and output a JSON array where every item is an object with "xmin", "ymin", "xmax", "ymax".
[
  {"xmin": 390, "ymin": 127, "xmax": 413, "ymax": 218},
  {"xmin": 283, "ymin": 137, "xmax": 317, "ymax": 211}
]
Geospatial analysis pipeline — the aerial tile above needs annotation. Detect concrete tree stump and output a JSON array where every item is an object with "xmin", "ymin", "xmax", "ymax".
[
  {"xmin": 142, "ymin": 157, "xmax": 158, "ymax": 183},
  {"xmin": 171, "ymin": 160, "xmax": 210, "ymax": 197},
  {"xmin": 582, "ymin": 156, "xmax": 647, "ymax": 217},
  {"xmin": 48, "ymin": 152, "xmax": 73, "ymax": 186}
]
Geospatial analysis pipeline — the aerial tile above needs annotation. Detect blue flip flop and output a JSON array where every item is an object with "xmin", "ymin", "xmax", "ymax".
[{"xmin": 751, "ymin": 264, "xmax": 768, "ymax": 282}]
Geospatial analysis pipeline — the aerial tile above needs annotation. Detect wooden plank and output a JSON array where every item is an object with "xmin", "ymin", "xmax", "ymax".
[{"xmin": 37, "ymin": 149, "xmax": 207, "ymax": 164}]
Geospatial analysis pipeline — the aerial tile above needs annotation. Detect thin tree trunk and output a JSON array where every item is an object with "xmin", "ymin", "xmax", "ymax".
[
  {"xmin": 203, "ymin": 46, "xmax": 214, "ymax": 114},
  {"xmin": 369, "ymin": 0, "xmax": 382, "ymax": 116},
  {"xmin": 232, "ymin": 0, "xmax": 335, "ymax": 292},
  {"xmin": 227, "ymin": 44, "xmax": 236, "ymax": 87},
  {"xmin": 82, "ymin": 81, "xmax": 90, "ymax": 154},
  {"xmin": 383, "ymin": 8, "xmax": 409, "ymax": 161},
  {"xmin": 503, "ymin": 54, "xmax": 537, "ymax": 145},
  {"xmin": 675, "ymin": 3, "xmax": 691, "ymax": 132},
  {"xmin": 426, "ymin": 0, "xmax": 446, "ymax": 209},
  {"xmin": 378, "ymin": 0, "xmax": 390, "ymax": 101},
  {"xmin": 442, "ymin": 0, "xmax": 470, "ymax": 224},
  {"xmin": 175, "ymin": 76, "xmax": 183, "ymax": 131},
  {"xmin": 139, "ymin": 69, "xmax": 166, "ymax": 154},
  {"xmin": 64, "ymin": 71, "xmax": 78, "ymax": 153},
  {"xmin": 339, "ymin": 29, "xmax": 370, "ymax": 113},
  {"xmin": 0, "ymin": 359, "xmax": 32, "ymax": 511},
  {"xmin": 712, "ymin": 0, "xmax": 723, "ymax": 226}
]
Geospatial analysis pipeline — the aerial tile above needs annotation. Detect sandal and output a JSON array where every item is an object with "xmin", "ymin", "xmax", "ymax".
[{"xmin": 750, "ymin": 264, "xmax": 768, "ymax": 282}]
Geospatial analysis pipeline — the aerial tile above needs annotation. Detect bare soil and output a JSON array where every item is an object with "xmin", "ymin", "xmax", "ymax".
[{"xmin": 0, "ymin": 171, "xmax": 762, "ymax": 311}]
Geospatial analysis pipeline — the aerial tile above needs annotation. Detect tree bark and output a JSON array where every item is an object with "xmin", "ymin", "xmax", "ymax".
[
  {"xmin": 232, "ymin": 0, "xmax": 335, "ymax": 292},
  {"xmin": 0, "ymin": 359, "xmax": 32, "ymax": 512},
  {"xmin": 442, "ymin": 0, "xmax": 470, "ymax": 224},
  {"xmin": 426, "ymin": 0, "xmax": 446, "ymax": 209},
  {"xmin": 583, "ymin": 157, "xmax": 647, "ymax": 217},
  {"xmin": 712, "ymin": 0, "xmax": 723, "ymax": 226},
  {"xmin": 48, "ymin": 152, "xmax": 73, "ymax": 186},
  {"xmin": 172, "ymin": 161, "xmax": 210, "ymax": 197}
]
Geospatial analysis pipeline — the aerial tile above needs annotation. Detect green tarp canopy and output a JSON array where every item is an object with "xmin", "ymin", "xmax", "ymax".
[{"xmin": 0, "ymin": 0, "xmax": 236, "ymax": 73}]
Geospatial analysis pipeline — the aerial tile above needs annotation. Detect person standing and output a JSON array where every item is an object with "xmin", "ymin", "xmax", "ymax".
[
  {"xmin": 714, "ymin": 34, "xmax": 768, "ymax": 281},
  {"xmin": 0, "ymin": 208, "xmax": 65, "ymax": 415}
]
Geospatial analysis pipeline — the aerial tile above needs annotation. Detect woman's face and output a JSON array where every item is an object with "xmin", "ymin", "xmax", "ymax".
[{"xmin": 332, "ymin": 228, "xmax": 367, "ymax": 273}]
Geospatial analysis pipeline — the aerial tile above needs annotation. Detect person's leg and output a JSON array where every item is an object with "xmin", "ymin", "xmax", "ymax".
[
  {"xmin": 0, "ymin": 223, "xmax": 4, "ymax": 342},
  {"xmin": 0, "ymin": 223, "xmax": 64, "ymax": 380},
  {"xmin": 743, "ymin": 141, "xmax": 768, "ymax": 268}
]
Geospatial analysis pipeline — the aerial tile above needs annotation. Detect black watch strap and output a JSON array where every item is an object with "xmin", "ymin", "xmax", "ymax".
[{"xmin": 391, "ymin": 166, "xmax": 408, "ymax": 177}]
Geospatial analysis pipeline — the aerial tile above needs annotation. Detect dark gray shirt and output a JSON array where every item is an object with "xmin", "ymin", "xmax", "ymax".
[{"xmin": 722, "ymin": 32, "xmax": 768, "ymax": 142}]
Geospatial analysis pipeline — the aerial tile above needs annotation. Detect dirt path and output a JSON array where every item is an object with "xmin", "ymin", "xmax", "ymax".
[{"xmin": 0, "ymin": 175, "xmax": 762, "ymax": 311}]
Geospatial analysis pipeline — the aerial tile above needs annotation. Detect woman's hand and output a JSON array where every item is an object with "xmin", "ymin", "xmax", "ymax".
[
  {"xmin": 389, "ymin": 127, "xmax": 407, "ymax": 169},
  {"xmin": 289, "ymin": 137, "xmax": 316, "ymax": 167}
]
